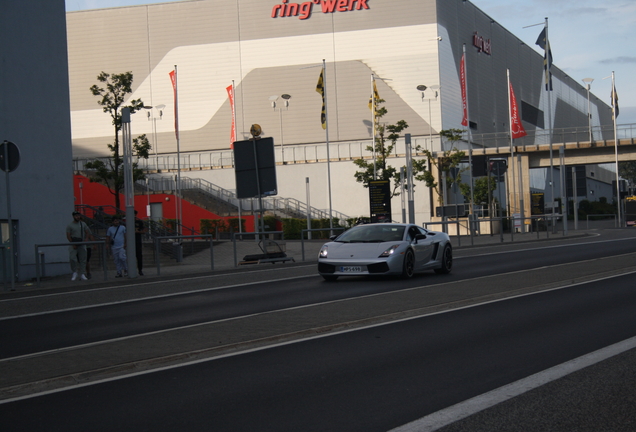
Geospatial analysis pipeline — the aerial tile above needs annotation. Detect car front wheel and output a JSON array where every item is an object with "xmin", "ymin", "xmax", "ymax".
[{"xmin": 401, "ymin": 249, "xmax": 415, "ymax": 279}]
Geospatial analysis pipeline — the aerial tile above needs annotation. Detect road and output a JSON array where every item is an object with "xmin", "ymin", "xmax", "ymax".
[{"xmin": 1, "ymin": 230, "xmax": 636, "ymax": 430}]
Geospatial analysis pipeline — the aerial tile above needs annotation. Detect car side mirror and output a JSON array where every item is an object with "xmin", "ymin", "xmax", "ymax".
[{"xmin": 415, "ymin": 233, "xmax": 426, "ymax": 242}]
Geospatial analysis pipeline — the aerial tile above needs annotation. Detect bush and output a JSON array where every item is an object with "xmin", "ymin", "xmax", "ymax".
[{"xmin": 200, "ymin": 219, "xmax": 228, "ymax": 235}]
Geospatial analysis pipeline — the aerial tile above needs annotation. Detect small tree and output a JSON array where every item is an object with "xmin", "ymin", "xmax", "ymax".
[
  {"xmin": 415, "ymin": 129, "xmax": 466, "ymax": 204},
  {"xmin": 353, "ymin": 98, "xmax": 410, "ymax": 198},
  {"xmin": 85, "ymin": 72, "xmax": 150, "ymax": 209}
]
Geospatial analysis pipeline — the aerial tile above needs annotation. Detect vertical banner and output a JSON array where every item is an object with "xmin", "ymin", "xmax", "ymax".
[
  {"xmin": 226, "ymin": 84, "xmax": 237, "ymax": 148},
  {"xmin": 169, "ymin": 69, "xmax": 179, "ymax": 140},
  {"xmin": 315, "ymin": 69, "xmax": 326, "ymax": 129},
  {"xmin": 460, "ymin": 53, "xmax": 468, "ymax": 127},
  {"xmin": 508, "ymin": 82, "xmax": 527, "ymax": 139}
]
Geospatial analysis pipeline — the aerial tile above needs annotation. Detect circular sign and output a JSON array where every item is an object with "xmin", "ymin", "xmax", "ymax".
[
  {"xmin": 250, "ymin": 124, "xmax": 262, "ymax": 138},
  {"xmin": 0, "ymin": 141, "xmax": 20, "ymax": 172}
]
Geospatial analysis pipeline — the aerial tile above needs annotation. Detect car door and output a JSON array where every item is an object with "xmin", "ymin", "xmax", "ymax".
[{"xmin": 407, "ymin": 226, "xmax": 434, "ymax": 270}]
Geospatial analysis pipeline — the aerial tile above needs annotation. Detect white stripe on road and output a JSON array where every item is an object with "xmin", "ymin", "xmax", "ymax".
[{"xmin": 388, "ymin": 335, "xmax": 636, "ymax": 432}]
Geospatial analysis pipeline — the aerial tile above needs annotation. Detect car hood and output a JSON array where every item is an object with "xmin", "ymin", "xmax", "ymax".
[{"xmin": 323, "ymin": 241, "xmax": 404, "ymax": 259}]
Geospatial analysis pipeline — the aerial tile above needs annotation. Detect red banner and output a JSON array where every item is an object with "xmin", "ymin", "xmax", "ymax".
[
  {"xmin": 226, "ymin": 84, "xmax": 236, "ymax": 149},
  {"xmin": 509, "ymin": 82, "xmax": 527, "ymax": 139},
  {"xmin": 460, "ymin": 54, "xmax": 468, "ymax": 127},
  {"xmin": 169, "ymin": 70, "xmax": 179, "ymax": 140}
]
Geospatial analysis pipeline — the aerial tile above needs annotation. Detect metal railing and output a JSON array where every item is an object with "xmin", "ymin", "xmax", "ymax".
[
  {"xmin": 424, "ymin": 215, "xmax": 563, "ymax": 246},
  {"xmin": 145, "ymin": 175, "xmax": 351, "ymax": 221},
  {"xmin": 35, "ymin": 241, "xmax": 108, "ymax": 288},
  {"xmin": 153, "ymin": 235, "xmax": 215, "ymax": 276},
  {"xmin": 73, "ymin": 123, "xmax": 636, "ymax": 173},
  {"xmin": 300, "ymin": 227, "xmax": 346, "ymax": 261}
]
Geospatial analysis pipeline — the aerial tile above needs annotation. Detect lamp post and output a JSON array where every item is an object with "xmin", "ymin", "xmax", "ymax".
[
  {"xmin": 582, "ymin": 78, "xmax": 594, "ymax": 142},
  {"xmin": 416, "ymin": 84, "xmax": 439, "ymax": 151},
  {"xmin": 143, "ymin": 104, "xmax": 165, "ymax": 156},
  {"xmin": 269, "ymin": 94, "xmax": 291, "ymax": 164}
]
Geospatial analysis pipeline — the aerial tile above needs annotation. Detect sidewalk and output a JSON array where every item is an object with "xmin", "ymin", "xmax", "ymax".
[{"xmin": 3, "ymin": 229, "xmax": 590, "ymax": 294}]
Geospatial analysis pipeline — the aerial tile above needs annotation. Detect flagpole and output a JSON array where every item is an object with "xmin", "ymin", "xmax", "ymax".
[
  {"xmin": 462, "ymin": 45, "xmax": 475, "ymax": 233},
  {"xmin": 172, "ymin": 65, "xmax": 182, "ymax": 235},
  {"xmin": 507, "ymin": 69, "xmax": 516, "ymax": 223},
  {"xmin": 371, "ymin": 74, "xmax": 377, "ymax": 180},
  {"xmin": 612, "ymin": 71, "xmax": 621, "ymax": 226},
  {"xmin": 544, "ymin": 18, "xmax": 559, "ymax": 233},
  {"xmin": 323, "ymin": 59, "xmax": 334, "ymax": 231}
]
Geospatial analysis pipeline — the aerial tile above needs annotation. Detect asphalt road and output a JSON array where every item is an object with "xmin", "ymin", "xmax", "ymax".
[
  {"xmin": 1, "ymin": 229, "xmax": 636, "ymax": 430},
  {"xmin": 1, "ymin": 271, "xmax": 635, "ymax": 431}
]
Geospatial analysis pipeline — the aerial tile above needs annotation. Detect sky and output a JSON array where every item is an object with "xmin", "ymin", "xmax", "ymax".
[{"xmin": 65, "ymin": 0, "xmax": 636, "ymax": 125}]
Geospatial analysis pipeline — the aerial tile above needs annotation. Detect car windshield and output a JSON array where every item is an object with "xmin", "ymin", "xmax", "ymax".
[{"xmin": 335, "ymin": 225, "xmax": 405, "ymax": 243}]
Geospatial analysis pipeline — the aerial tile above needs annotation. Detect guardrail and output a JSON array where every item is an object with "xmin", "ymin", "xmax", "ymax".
[
  {"xmin": 35, "ymin": 241, "xmax": 108, "ymax": 288},
  {"xmin": 300, "ymin": 227, "xmax": 347, "ymax": 261},
  {"xmin": 153, "ymin": 235, "xmax": 215, "ymax": 276},
  {"xmin": 424, "ymin": 215, "xmax": 562, "ymax": 246}
]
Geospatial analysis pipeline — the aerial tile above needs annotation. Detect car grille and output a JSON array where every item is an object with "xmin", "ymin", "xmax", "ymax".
[
  {"xmin": 367, "ymin": 262, "xmax": 390, "ymax": 273},
  {"xmin": 318, "ymin": 263, "xmax": 336, "ymax": 274}
]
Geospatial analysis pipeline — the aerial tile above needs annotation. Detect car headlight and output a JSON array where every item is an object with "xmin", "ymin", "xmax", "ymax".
[
  {"xmin": 379, "ymin": 244, "xmax": 400, "ymax": 257},
  {"xmin": 319, "ymin": 245, "xmax": 328, "ymax": 258}
]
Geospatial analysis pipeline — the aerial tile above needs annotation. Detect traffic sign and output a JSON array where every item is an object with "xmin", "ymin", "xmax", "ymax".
[{"xmin": 0, "ymin": 140, "xmax": 20, "ymax": 172}]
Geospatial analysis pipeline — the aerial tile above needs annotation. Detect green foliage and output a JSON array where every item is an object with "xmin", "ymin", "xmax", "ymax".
[
  {"xmin": 415, "ymin": 129, "xmax": 467, "ymax": 204},
  {"xmin": 200, "ymin": 219, "xmax": 228, "ymax": 235},
  {"xmin": 227, "ymin": 218, "xmax": 247, "ymax": 232},
  {"xmin": 85, "ymin": 71, "xmax": 150, "ymax": 209},
  {"xmin": 619, "ymin": 161, "xmax": 636, "ymax": 187},
  {"xmin": 281, "ymin": 218, "xmax": 341, "ymax": 240},
  {"xmin": 353, "ymin": 98, "xmax": 411, "ymax": 198},
  {"xmin": 459, "ymin": 176, "xmax": 497, "ymax": 206}
]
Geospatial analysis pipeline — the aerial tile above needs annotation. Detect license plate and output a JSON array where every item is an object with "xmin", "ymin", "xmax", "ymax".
[{"xmin": 340, "ymin": 266, "xmax": 363, "ymax": 272}]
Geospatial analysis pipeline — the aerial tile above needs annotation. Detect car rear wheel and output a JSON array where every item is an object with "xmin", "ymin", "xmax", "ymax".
[
  {"xmin": 401, "ymin": 249, "xmax": 415, "ymax": 279},
  {"xmin": 322, "ymin": 275, "xmax": 338, "ymax": 282},
  {"xmin": 434, "ymin": 244, "xmax": 452, "ymax": 274}
]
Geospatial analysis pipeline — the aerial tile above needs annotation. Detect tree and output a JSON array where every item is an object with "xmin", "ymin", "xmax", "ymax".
[
  {"xmin": 353, "ymin": 98, "xmax": 410, "ymax": 198},
  {"xmin": 619, "ymin": 161, "xmax": 636, "ymax": 192},
  {"xmin": 85, "ymin": 72, "xmax": 150, "ymax": 209},
  {"xmin": 415, "ymin": 129, "xmax": 467, "ymax": 204}
]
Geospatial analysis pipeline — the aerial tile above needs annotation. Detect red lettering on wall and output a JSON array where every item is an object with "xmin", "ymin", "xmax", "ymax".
[
  {"xmin": 472, "ymin": 31, "xmax": 492, "ymax": 55},
  {"xmin": 321, "ymin": 0, "xmax": 337, "ymax": 13},
  {"xmin": 271, "ymin": 0, "xmax": 369, "ymax": 20}
]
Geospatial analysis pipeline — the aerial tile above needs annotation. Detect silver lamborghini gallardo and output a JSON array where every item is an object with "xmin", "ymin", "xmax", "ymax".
[{"xmin": 317, "ymin": 223, "xmax": 452, "ymax": 281}]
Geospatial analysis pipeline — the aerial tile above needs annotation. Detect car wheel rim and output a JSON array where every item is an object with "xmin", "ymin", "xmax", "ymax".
[
  {"xmin": 406, "ymin": 252, "xmax": 414, "ymax": 276},
  {"xmin": 444, "ymin": 247, "xmax": 452, "ymax": 269}
]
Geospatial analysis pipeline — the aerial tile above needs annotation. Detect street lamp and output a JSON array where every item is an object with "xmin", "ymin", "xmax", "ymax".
[
  {"xmin": 143, "ymin": 104, "xmax": 165, "ymax": 156},
  {"xmin": 582, "ymin": 78, "xmax": 594, "ymax": 143},
  {"xmin": 269, "ymin": 94, "xmax": 291, "ymax": 163},
  {"xmin": 416, "ymin": 84, "xmax": 439, "ymax": 151}
]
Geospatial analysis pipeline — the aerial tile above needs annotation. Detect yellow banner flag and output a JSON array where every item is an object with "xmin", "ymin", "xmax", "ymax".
[{"xmin": 316, "ymin": 69, "xmax": 326, "ymax": 129}]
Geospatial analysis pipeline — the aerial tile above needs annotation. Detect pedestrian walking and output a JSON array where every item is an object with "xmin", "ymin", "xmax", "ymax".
[{"xmin": 106, "ymin": 216, "xmax": 128, "ymax": 277}]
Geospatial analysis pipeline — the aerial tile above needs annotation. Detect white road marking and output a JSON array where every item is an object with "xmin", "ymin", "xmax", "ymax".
[
  {"xmin": 387, "ymin": 335, "xmax": 636, "ymax": 432},
  {"xmin": 2, "ymin": 270, "xmax": 634, "ymax": 405}
]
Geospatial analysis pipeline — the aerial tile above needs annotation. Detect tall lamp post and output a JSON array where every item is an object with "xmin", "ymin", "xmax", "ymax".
[
  {"xmin": 269, "ymin": 94, "xmax": 291, "ymax": 164},
  {"xmin": 582, "ymin": 78, "xmax": 594, "ymax": 142},
  {"xmin": 417, "ymin": 84, "xmax": 439, "ymax": 151}
]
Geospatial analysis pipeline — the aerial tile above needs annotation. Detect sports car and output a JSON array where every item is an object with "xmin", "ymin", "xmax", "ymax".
[{"xmin": 317, "ymin": 223, "xmax": 452, "ymax": 281}]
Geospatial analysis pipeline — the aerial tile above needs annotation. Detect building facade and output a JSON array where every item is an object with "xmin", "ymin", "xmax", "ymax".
[
  {"xmin": 0, "ymin": 0, "xmax": 74, "ymax": 282},
  {"xmin": 67, "ymin": 0, "xmax": 613, "ymax": 223}
]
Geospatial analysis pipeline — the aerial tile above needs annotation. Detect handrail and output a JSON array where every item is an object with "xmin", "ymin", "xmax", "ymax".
[{"xmin": 35, "ymin": 241, "xmax": 108, "ymax": 287}]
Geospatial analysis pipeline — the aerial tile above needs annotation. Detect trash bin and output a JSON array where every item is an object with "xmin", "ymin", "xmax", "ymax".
[{"xmin": 172, "ymin": 242, "xmax": 183, "ymax": 262}]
